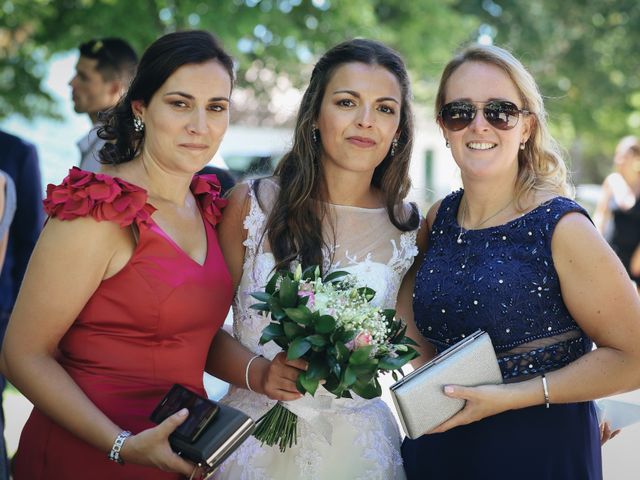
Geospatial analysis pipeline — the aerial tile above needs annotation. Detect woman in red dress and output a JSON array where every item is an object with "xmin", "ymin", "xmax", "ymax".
[{"xmin": 1, "ymin": 31, "xmax": 303, "ymax": 479}]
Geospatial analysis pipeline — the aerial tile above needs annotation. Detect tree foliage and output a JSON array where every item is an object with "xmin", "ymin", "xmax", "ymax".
[
  {"xmin": 452, "ymin": 0, "xmax": 640, "ymax": 179},
  {"xmin": 2, "ymin": 0, "xmax": 639, "ymax": 178},
  {"xmin": 0, "ymin": 0, "xmax": 471, "ymax": 121}
]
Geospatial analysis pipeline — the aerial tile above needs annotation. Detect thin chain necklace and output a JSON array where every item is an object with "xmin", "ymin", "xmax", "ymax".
[{"xmin": 457, "ymin": 196, "xmax": 514, "ymax": 244}]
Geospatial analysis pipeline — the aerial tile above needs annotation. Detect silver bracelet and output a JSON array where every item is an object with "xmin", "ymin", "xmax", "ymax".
[
  {"xmin": 541, "ymin": 373, "xmax": 550, "ymax": 409},
  {"xmin": 245, "ymin": 354, "xmax": 263, "ymax": 392},
  {"xmin": 108, "ymin": 430, "xmax": 132, "ymax": 464}
]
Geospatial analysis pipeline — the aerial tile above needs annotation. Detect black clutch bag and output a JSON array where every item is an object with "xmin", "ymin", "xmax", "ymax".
[
  {"xmin": 150, "ymin": 384, "xmax": 255, "ymax": 472},
  {"xmin": 168, "ymin": 402, "xmax": 255, "ymax": 470}
]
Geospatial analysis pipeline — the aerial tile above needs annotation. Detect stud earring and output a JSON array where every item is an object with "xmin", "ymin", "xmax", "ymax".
[
  {"xmin": 390, "ymin": 138, "xmax": 398, "ymax": 157},
  {"xmin": 445, "ymin": 139, "xmax": 450, "ymax": 148},
  {"xmin": 520, "ymin": 142, "xmax": 526, "ymax": 150},
  {"xmin": 133, "ymin": 116, "xmax": 145, "ymax": 133}
]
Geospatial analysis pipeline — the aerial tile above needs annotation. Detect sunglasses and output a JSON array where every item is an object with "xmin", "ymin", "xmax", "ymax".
[{"xmin": 438, "ymin": 100, "xmax": 531, "ymax": 131}]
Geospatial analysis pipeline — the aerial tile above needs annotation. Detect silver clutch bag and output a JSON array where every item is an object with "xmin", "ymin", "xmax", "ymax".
[{"xmin": 390, "ymin": 330, "xmax": 503, "ymax": 439}]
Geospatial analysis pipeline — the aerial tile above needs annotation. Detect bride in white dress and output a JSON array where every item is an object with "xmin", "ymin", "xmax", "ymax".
[{"xmin": 215, "ymin": 39, "xmax": 420, "ymax": 480}]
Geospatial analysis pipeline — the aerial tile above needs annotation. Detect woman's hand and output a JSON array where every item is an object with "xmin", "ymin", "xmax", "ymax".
[
  {"xmin": 600, "ymin": 421, "xmax": 621, "ymax": 446},
  {"xmin": 120, "ymin": 409, "xmax": 195, "ymax": 475},
  {"xmin": 429, "ymin": 384, "xmax": 513, "ymax": 434},
  {"xmin": 257, "ymin": 352, "xmax": 307, "ymax": 401}
]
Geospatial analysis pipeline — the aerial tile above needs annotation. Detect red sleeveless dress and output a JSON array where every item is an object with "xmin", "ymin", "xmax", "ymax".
[{"xmin": 13, "ymin": 167, "xmax": 233, "ymax": 479}]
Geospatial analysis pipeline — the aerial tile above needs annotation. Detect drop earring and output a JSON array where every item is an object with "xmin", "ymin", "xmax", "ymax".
[
  {"xmin": 390, "ymin": 138, "xmax": 398, "ymax": 157},
  {"xmin": 520, "ymin": 142, "xmax": 526, "ymax": 150},
  {"xmin": 312, "ymin": 126, "xmax": 318, "ymax": 143},
  {"xmin": 445, "ymin": 139, "xmax": 450, "ymax": 148}
]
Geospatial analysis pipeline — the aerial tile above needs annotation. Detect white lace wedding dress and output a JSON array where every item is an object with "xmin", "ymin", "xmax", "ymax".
[{"xmin": 214, "ymin": 178, "xmax": 418, "ymax": 480}]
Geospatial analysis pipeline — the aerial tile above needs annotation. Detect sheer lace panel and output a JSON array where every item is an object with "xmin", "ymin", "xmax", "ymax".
[
  {"xmin": 217, "ymin": 178, "xmax": 417, "ymax": 480},
  {"xmin": 498, "ymin": 331, "xmax": 587, "ymax": 382}
]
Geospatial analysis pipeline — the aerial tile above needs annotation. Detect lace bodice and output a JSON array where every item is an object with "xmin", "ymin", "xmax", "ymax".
[
  {"xmin": 233, "ymin": 178, "xmax": 418, "ymax": 360},
  {"xmin": 413, "ymin": 190, "xmax": 593, "ymax": 381},
  {"xmin": 215, "ymin": 178, "xmax": 417, "ymax": 480}
]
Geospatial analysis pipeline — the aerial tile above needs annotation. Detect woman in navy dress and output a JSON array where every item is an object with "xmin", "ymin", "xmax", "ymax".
[{"xmin": 399, "ymin": 44, "xmax": 640, "ymax": 479}]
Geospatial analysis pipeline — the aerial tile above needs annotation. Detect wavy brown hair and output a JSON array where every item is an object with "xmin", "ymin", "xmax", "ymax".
[
  {"xmin": 257, "ymin": 38, "xmax": 418, "ymax": 273},
  {"xmin": 435, "ymin": 44, "xmax": 572, "ymax": 209}
]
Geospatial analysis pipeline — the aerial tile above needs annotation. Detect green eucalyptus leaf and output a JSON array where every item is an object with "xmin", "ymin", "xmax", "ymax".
[
  {"xmin": 259, "ymin": 323, "xmax": 284, "ymax": 344},
  {"xmin": 335, "ymin": 342, "xmax": 350, "ymax": 361},
  {"xmin": 349, "ymin": 345, "xmax": 374, "ymax": 365},
  {"xmin": 249, "ymin": 303, "xmax": 270, "ymax": 312},
  {"xmin": 287, "ymin": 338, "xmax": 311, "ymax": 360},
  {"xmin": 353, "ymin": 379, "xmax": 382, "ymax": 399},
  {"xmin": 315, "ymin": 315, "xmax": 336, "ymax": 334},
  {"xmin": 265, "ymin": 272, "xmax": 280, "ymax": 295},
  {"xmin": 250, "ymin": 292, "xmax": 272, "ymax": 302},
  {"xmin": 401, "ymin": 336, "xmax": 420, "ymax": 347},
  {"xmin": 279, "ymin": 277, "xmax": 299, "ymax": 308},
  {"xmin": 323, "ymin": 270, "xmax": 350, "ymax": 282},
  {"xmin": 301, "ymin": 265, "xmax": 319, "ymax": 280},
  {"xmin": 342, "ymin": 365, "xmax": 357, "ymax": 387},
  {"xmin": 378, "ymin": 352, "xmax": 417, "ymax": 370},
  {"xmin": 306, "ymin": 357, "xmax": 330, "ymax": 381},
  {"xmin": 268, "ymin": 297, "xmax": 286, "ymax": 320},
  {"xmin": 306, "ymin": 334, "xmax": 327, "ymax": 347},
  {"xmin": 357, "ymin": 286, "xmax": 376, "ymax": 301},
  {"xmin": 299, "ymin": 371, "xmax": 319, "ymax": 396},
  {"xmin": 327, "ymin": 355, "xmax": 341, "ymax": 378},
  {"xmin": 296, "ymin": 374, "xmax": 307, "ymax": 395},
  {"xmin": 323, "ymin": 375, "xmax": 340, "ymax": 394},
  {"xmin": 284, "ymin": 306, "xmax": 312, "ymax": 325},
  {"xmin": 283, "ymin": 321, "xmax": 306, "ymax": 340}
]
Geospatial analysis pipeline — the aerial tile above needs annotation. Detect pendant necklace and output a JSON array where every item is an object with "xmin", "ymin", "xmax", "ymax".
[{"xmin": 457, "ymin": 196, "xmax": 514, "ymax": 244}]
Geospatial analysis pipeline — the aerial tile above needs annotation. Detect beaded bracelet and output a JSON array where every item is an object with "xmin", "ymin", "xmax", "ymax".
[
  {"xmin": 245, "ymin": 354, "xmax": 263, "ymax": 392},
  {"xmin": 108, "ymin": 430, "xmax": 132, "ymax": 464},
  {"xmin": 541, "ymin": 373, "xmax": 550, "ymax": 409}
]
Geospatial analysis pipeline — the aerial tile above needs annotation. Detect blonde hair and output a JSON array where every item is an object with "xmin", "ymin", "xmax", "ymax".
[{"xmin": 435, "ymin": 44, "xmax": 572, "ymax": 208}]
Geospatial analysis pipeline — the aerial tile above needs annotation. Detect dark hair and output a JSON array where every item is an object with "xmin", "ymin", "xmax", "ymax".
[
  {"xmin": 259, "ymin": 38, "xmax": 418, "ymax": 273},
  {"xmin": 98, "ymin": 30, "xmax": 234, "ymax": 164},
  {"xmin": 79, "ymin": 38, "xmax": 137, "ymax": 84}
]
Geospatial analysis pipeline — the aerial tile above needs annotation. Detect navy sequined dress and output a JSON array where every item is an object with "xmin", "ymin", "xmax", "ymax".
[{"xmin": 401, "ymin": 190, "xmax": 602, "ymax": 480}]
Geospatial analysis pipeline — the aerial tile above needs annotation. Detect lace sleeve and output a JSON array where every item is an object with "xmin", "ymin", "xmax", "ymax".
[{"xmin": 242, "ymin": 180, "xmax": 267, "ymax": 267}]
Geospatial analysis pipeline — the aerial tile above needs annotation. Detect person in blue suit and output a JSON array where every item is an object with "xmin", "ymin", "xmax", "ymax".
[{"xmin": 0, "ymin": 129, "xmax": 44, "ymax": 478}]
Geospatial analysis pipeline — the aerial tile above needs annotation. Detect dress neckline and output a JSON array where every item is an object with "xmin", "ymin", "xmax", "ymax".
[
  {"xmin": 451, "ymin": 190, "xmax": 561, "ymax": 234},
  {"xmin": 89, "ymin": 169, "xmax": 213, "ymax": 267}
]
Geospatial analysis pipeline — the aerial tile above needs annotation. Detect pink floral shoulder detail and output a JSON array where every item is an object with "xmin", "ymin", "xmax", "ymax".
[
  {"xmin": 43, "ymin": 167, "xmax": 154, "ymax": 227},
  {"xmin": 190, "ymin": 174, "xmax": 228, "ymax": 226}
]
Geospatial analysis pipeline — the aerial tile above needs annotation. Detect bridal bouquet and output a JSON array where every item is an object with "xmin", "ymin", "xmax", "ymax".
[{"xmin": 251, "ymin": 265, "xmax": 418, "ymax": 452}]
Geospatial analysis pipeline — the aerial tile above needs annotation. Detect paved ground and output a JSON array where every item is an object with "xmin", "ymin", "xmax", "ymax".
[{"xmin": 4, "ymin": 384, "xmax": 640, "ymax": 478}]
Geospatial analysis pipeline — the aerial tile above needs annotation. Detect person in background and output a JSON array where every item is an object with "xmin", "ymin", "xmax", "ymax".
[
  {"xmin": 399, "ymin": 44, "xmax": 640, "ymax": 479},
  {"xmin": 594, "ymin": 136, "xmax": 640, "ymax": 290},
  {"xmin": 0, "ymin": 129, "xmax": 43, "ymax": 479},
  {"xmin": 0, "ymin": 169, "xmax": 16, "ymax": 480},
  {"xmin": 70, "ymin": 37, "xmax": 137, "ymax": 172}
]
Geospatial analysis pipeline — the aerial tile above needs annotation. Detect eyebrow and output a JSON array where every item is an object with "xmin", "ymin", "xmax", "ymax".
[
  {"xmin": 164, "ymin": 91, "xmax": 230, "ymax": 102},
  {"xmin": 332, "ymin": 89, "xmax": 400, "ymax": 104}
]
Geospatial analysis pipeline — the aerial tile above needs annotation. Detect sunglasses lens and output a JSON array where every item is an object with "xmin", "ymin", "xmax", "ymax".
[
  {"xmin": 440, "ymin": 102, "xmax": 475, "ymax": 131},
  {"xmin": 484, "ymin": 101, "xmax": 521, "ymax": 130}
]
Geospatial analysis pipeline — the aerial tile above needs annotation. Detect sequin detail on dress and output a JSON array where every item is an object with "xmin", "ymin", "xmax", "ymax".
[{"xmin": 413, "ymin": 189, "xmax": 593, "ymax": 380}]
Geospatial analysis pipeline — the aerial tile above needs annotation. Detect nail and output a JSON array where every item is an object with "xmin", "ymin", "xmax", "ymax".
[
  {"xmin": 177, "ymin": 408, "xmax": 188, "ymax": 417},
  {"xmin": 444, "ymin": 385, "xmax": 454, "ymax": 394}
]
